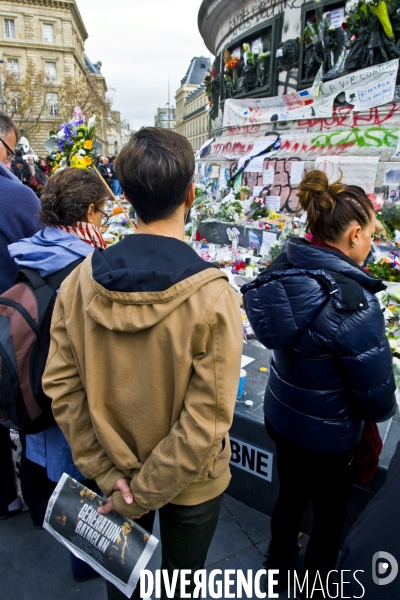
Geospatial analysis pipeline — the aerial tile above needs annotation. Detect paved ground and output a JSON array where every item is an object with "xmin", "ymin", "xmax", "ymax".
[{"xmin": 0, "ymin": 493, "xmax": 309, "ymax": 600}]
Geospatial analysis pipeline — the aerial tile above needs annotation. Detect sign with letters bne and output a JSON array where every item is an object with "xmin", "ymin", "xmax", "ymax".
[{"xmin": 230, "ymin": 438, "xmax": 273, "ymax": 482}]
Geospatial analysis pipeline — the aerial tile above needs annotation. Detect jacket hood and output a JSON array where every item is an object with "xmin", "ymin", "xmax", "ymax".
[
  {"xmin": 241, "ymin": 238, "xmax": 384, "ymax": 349},
  {"xmin": 8, "ymin": 226, "xmax": 93, "ymax": 277},
  {"xmin": 84, "ymin": 234, "xmax": 225, "ymax": 332}
]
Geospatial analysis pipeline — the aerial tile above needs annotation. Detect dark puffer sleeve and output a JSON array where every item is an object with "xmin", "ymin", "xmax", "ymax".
[
  {"xmin": 243, "ymin": 281, "xmax": 296, "ymax": 349},
  {"xmin": 333, "ymin": 295, "xmax": 396, "ymax": 422}
]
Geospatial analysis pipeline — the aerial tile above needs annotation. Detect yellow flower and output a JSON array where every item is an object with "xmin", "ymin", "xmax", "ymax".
[
  {"xmin": 82, "ymin": 155, "xmax": 92, "ymax": 166},
  {"xmin": 83, "ymin": 140, "xmax": 93, "ymax": 150}
]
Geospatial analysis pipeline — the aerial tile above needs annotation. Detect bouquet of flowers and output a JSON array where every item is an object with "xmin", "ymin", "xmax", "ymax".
[
  {"xmin": 225, "ymin": 56, "xmax": 240, "ymax": 71},
  {"xmin": 214, "ymin": 198, "xmax": 244, "ymax": 222},
  {"xmin": 251, "ymin": 197, "xmax": 268, "ymax": 220},
  {"xmin": 192, "ymin": 189, "xmax": 216, "ymax": 222},
  {"xmin": 345, "ymin": 0, "xmax": 360, "ymax": 14},
  {"xmin": 51, "ymin": 107, "xmax": 97, "ymax": 173}
]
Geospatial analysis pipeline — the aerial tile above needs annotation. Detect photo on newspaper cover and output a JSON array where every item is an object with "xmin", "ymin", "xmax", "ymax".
[{"xmin": 44, "ymin": 473, "xmax": 158, "ymax": 598}]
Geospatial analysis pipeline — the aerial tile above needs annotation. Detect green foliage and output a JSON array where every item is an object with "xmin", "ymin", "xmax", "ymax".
[
  {"xmin": 367, "ymin": 260, "xmax": 400, "ymax": 281},
  {"xmin": 246, "ymin": 51, "xmax": 256, "ymax": 66},
  {"xmin": 379, "ymin": 203, "xmax": 400, "ymax": 234}
]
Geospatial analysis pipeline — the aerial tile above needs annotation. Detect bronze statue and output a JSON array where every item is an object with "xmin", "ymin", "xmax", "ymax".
[
  {"xmin": 323, "ymin": 30, "xmax": 336, "ymax": 72},
  {"xmin": 303, "ymin": 36, "xmax": 315, "ymax": 78},
  {"xmin": 345, "ymin": 23, "xmax": 369, "ymax": 71},
  {"xmin": 367, "ymin": 9, "xmax": 389, "ymax": 66},
  {"xmin": 305, "ymin": 40, "xmax": 324, "ymax": 80}
]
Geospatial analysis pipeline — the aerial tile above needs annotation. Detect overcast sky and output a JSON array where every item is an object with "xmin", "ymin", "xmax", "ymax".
[{"xmin": 77, "ymin": 0, "xmax": 212, "ymax": 131}]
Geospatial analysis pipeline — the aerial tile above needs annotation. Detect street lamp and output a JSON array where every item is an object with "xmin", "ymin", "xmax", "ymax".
[{"xmin": 0, "ymin": 59, "xmax": 7, "ymax": 112}]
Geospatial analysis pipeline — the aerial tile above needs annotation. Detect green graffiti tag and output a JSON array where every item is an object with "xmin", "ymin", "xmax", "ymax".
[{"xmin": 311, "ymin": 127, "xmax": 398, "ymax": 149}]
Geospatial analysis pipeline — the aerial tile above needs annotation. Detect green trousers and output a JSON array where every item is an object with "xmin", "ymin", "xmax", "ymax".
[{"xmin": 106, "ymin": 495, "xmax": 221, "ymax": 600}]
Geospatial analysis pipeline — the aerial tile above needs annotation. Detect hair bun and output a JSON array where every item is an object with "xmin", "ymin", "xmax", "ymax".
[
  {"xmin": 298, "ymin": 170, "xmax": 345, "ymax": 213},
  {"xmin": 41, "ymin": 192, "xmax": 58, "ymax": 207}
]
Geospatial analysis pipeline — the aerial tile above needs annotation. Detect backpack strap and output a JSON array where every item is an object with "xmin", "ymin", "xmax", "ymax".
[
  {"xmin": 13, "ymin": 258, "xmax": 84, "ymax": 324},
  {"xmin": 44, "ymin": 257, "xmax": 84, "ymax": 290}
]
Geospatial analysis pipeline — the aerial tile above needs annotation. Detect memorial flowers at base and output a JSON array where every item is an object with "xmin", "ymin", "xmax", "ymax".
[
  {"xmin": 51, "ymin": 107, "xmax": 98, "ymax": 173},
  {"xmin": 214, "ymin": 198, "xmax": 244, "ymax": 222}
]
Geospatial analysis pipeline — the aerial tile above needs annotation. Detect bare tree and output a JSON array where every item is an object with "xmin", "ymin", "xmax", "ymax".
[
  {"xmin": 1, "ymin": 61, "xmax": 113, "ymax": 141},
  {"xmin": 56, "ymin": 71, "xmax": 113, "ymax": 144},
  {"xmin": 1, "ymin": 61, "xmax": 56, "ymax": 137}
]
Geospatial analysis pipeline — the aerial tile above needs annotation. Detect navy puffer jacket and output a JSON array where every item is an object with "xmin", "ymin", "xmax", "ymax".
[{"xmin": 242, "ymin": 238, "xmax": 396, "ymax": 453}]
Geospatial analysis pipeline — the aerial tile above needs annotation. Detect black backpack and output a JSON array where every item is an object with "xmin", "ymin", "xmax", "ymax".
[{"xmin": 0, "ymin": 258, "xmax": 83, "ymax": 433}]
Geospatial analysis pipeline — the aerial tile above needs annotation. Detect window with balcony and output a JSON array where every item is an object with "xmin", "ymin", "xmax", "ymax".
[
  {"xmin": 5, "ymin": 19, "xmax": 15, "ymax": 39},
  {"xmin": 43, "ymin": 23, "xmax": 54, "ymax": 43},
  {"xmin": 45, "ymin": 61, "xmax": 57, "ymax": 81},
  {"xmin": 7, "ymin": 59, "xmax": 19, "ymax": 76},
  {"xmin": 47, "ymin": 92, "xmax": 58, "ymax": 116}
]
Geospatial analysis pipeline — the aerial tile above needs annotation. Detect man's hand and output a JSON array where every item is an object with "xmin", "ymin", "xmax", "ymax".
[{"xmin": 97, "ymin": 477, "xmax": 149, "ymax": 520}]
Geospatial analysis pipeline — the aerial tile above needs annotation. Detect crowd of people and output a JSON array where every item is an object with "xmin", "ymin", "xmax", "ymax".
[
  {"xmin": 7, "ymin": 151, "xmax": 49, "ymax": 198},
  {"xmin": 0, "ymin": 108, "xmax": 399, "ymax": 600}
]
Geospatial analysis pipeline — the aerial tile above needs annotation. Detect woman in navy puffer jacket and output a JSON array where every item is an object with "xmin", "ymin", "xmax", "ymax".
[{"xmin": 242, "ymin": 170, "xmax": 396, "ymax": 595}]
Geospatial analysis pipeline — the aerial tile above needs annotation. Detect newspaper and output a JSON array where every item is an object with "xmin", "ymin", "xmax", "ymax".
[{"xmin": 44, "ymin": 473, "xmax": 158, "ymax": 598}]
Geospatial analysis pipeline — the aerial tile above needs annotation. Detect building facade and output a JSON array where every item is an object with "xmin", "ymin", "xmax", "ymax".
[
  {"xmin": 183, "ymin": 84, "xmax": 209, "ymax": 152},
  {"xmin": 154, "ymin": 106, "xmax": 176, "ymax": 130},
  {"xmin": 0, "ymin": 0, "xmax": 108, "ymax": 152},
  {"xmin": 121, "ymin": 118, "xmax": 133, "ymax": 146},
  {"xmin": 175, "ymin": 56, "xmax": 211, "ymax": 138}
]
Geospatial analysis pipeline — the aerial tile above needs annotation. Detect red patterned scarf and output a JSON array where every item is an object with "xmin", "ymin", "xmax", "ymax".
[
  {"xmin": 308, "ymin": 235, "xmax": 344, "ymax": 255},
  {"xmin": 54, "ymin": 221, "xmax": 106, "ymax": 249}
]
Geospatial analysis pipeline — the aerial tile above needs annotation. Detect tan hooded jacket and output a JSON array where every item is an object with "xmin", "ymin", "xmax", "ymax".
[{"xmin": 43, "ymin": 235, "xmax": 243, "ymax": 517}]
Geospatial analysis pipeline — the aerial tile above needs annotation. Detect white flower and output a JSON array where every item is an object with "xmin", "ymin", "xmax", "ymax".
[
  {"xmin": 87, "ymin": 115, "xmax": 97, "ymax": 129},
  {"xmin": 345, "ymin": 0, "xmax": 359, "ymax": 13}
]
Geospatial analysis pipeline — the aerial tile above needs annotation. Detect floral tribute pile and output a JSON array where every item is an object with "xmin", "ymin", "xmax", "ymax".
[{"xmin": 51, "ymin": 107, "xmax": 97, "ymax": 173}]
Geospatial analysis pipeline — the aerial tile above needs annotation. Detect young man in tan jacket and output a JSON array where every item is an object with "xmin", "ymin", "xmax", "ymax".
[{"xmin": 42, "ymin": 127, "xmax": 243, "ymax": 599}]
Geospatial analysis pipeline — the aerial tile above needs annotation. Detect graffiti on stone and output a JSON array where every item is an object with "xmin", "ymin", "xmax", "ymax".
[
  {"xmin": 228, "ymin": 0, "xmax": 303, "ymax": 39},
  {"xmin": 229, "ymin": 158, "xmax": 302, "ymax": 213}
]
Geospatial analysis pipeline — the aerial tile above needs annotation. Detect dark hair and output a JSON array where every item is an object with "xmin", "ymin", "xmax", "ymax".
[
  {"xmin": 298, "ymin": 170, "xmax": 374, "ymax": 243},
  {"xmin": 115, "ymin": 127, "xmax": 195, "ymax": 224},
  {"xmin": 40, "ymin": 169, "xmax": 109, "ymax": 226},
  {"xmin": 0, "ymin": 110, "xmax": 19, "ymax": 141}
]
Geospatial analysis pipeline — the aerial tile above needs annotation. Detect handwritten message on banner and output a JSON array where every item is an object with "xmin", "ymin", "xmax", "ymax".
[
  {"xmin": 223, "ymin": 60, "xmax": 399, "ymax": 127},
  {"xmin": 320, "ymin": 59, "xmax": 399, "ymax": 110}
]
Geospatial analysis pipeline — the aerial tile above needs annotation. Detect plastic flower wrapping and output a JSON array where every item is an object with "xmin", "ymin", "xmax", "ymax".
[{"xmin": 51, "ymin": 107, "xmax": 98, "ymax": 173}]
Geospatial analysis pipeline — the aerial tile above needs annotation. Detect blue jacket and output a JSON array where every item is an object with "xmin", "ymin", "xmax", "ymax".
[
  {"xmin": 242, "ymin": 238, "xmax": 396, "ymax": 453},
  {"xmin": 8, "ymin": 226, "xmax": 93, "ymax": 275},
  {"xmin": 8, "ymin": 227, "xmax": 94, "ymax": 482},
  {"xmin": 0, "ymin": 163, "xmax": 42, "ymax": 293}
]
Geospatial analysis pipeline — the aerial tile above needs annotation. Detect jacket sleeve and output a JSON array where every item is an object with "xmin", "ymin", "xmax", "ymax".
[
  {"xmin": 42, "ymin": 294, "xmax": 134, "ymax": 501},
  {"xmin": 111, "ymin": 286, "xmax": 243, "ymax": 517},
  {"xmin": 332, "ymin": 297, "xmax": 396, "ymax": 422}
]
